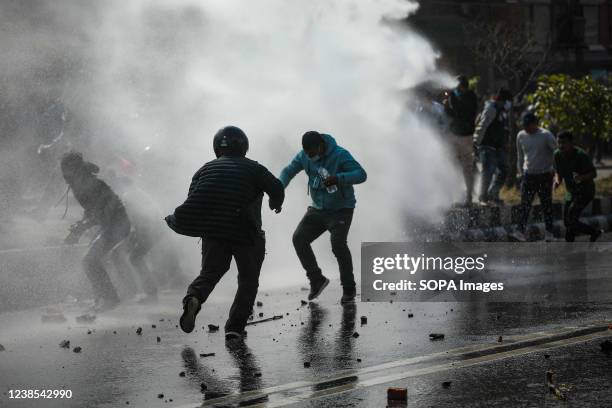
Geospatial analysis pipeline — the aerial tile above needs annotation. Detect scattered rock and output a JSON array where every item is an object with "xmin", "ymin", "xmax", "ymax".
[
  {"xmin": 352, "ymin": 332, "xmax": 360, "ymax": 338},
  {"xmin": 300, "ymin": 300, "xmax": 308, "ymax": 306},
  {"xmin": 408, "ymin": 313, "xmax": 414, "ymax": 318},
  {"xmin": 208, "ymin": 324, "xmax": 219, "ymax": 332},
  {"xmin": 360, "ymin": 316, "xmax": 367, "ymax": 325},
  {"xmin": 200, "ymin": 383, "xmax": 207, "ymax": 392},
  {"xmin": 356, "ymin": 358, "xmax": 362, "ymax": 363},
  {"xmin": 73, "ymin": 346, "xmax": 82, "ymax": 353},
  {"xmin": 601, "ymin": 340, "xmax": 612, "ymax": 353},
  {"xmin": 157, "ymin": 337, "xmax": 161, "ymax": 343},
  {"xmin": 442, "ymin": 381, "xmax": 452, "ymax": 388},
  {"xmin": 303, "ymin": 361, "xmax": 311, "ymax": 368},
  {"xmin": 76, "ymin": 314, "xmax": 96, "ymax": 324},
  {"xmin": 546, "ymin": 370, "xmax": 567, "ymax": 400},
  {"xmin": 256, "ymin": 301, "xmax": 263, "ymax": 307},
  {"xmin": 179, "ymin": 371, "xmax": 185, "ymax": 377},
  {"xmin": 136, "ymin": 327, "xmax": 143, "ymax": 335},
  {"xmin": 544, "ymin": 354, "xmax": 550, "ymax": 359},
  {"xmin": 254, "ymin": 372, "xmax": 262, "ymax": 377},
  {"xmin": 157, "ymin": 393, "xmax": 164, "ymax": 399},
  {"xmin": 199, "ymin": 353, "xmax": 215, "ymax": 358},
  {"xmin": 87, "ymin": 330, "xmax": 92, "ymax": 335},
  {"xmin": 151, "ymin": 324, "xmax": 156, "ymax": 329},
  {"xmin": 258, "ymin": 312, "xmax": 264, "ymax": 318},
  {"xmin": 113, "ymin": 331, "xmax": 117, "ymax": 334},
  {"xmin": 0, "ymin": 344, "xmax": 5, "ymax": 351},
  {"xmin": 159, "ymin": 319, "xmax": 165, "ymax": 322},
  {"xmin": 387, "ymin": 387, "xmax": 407, "ymax": 402},
  {"xmin": 300, "ymin": 287, "xmax": 309, "ymax": 291},
  {"xmin": 429, "ymin": 333, "xmax": 445, "ymax": 341},
  {"xmin": 59, "ymin": 340, "xmax": 70, "ymax": 349},
  {"xmin": 497, "ymin": 336, "xmax": 503, "ymax": 343}
]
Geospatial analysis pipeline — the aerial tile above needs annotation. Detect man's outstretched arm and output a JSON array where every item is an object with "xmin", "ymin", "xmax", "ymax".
[{"xmin": 279, "ymin": 152, "xmax": 304, "ymax": 188}]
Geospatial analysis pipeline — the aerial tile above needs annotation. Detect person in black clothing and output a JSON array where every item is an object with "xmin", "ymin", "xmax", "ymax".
[
  {"xmin": 61, "ymin": 152, "xmax": 130, "ymax": 311},
  {"xmin": 166, "ymin": 126, "xmax": 284, "ymax": 340},
  {"xmin": 444, "ymin": 75, "xmax": 479, "ymax": 206},
  {"xmin": 473, "ymin": 88, "xmax": 513, "ymax": 205},
  {"xmin": 554, "ymin": 131, "xmax": 602, "ymax": 242}
]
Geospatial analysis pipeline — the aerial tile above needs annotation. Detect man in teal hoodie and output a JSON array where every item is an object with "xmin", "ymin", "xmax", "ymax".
[{"xmin": 280, "ymin": 131, "xmax": 367, "ymax": 303}]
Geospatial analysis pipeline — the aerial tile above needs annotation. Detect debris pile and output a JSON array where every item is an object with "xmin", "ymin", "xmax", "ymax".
[{"xmin": 546, "ymin": 370, "xmax": 567, "ymax": 400}]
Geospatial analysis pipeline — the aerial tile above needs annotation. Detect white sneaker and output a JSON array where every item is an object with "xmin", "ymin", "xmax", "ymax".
[{"xmin": 509, "ymin": 231, "xmax": 526, "ymax": 242}]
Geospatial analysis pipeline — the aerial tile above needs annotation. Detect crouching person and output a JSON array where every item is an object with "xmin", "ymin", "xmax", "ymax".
[
  {"xmin": 166, "ymin": 126, "xmax": 284, "ymax": 340},
  {"xmin": 554, "ymin": 131, "xmax": 602, "ymax": 242},
  {"xmin": 61, "ymin": 152, "xmax": 130, "ymax": 311}
]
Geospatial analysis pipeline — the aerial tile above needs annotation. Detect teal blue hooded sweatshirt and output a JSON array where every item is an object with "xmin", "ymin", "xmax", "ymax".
[{"xmin": 279, "ymin": 134, "xmax": 367, "ymax": 210}]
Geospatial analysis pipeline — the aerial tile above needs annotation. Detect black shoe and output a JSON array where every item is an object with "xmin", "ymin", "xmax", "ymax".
[
  {"xmin": 225, "ymin": 330, "xmax": 247, "ymax": 341},
  {"xmin": 590, "ymin": 229, "xmax": 603, "ymax": 242},
  {"xmin": 340, "ymin": 288, "xmax": 356, "ymax": 304},
  {"xmin": 179, "ymin": 296, "xmax": 201, "ymax": 334},
  {"xmin": 308, "ymin": 276, "xmax": 330, "ymax": 301}
]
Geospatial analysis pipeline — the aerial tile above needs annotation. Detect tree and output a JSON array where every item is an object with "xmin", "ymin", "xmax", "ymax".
[
  {"xmin": 526, "ymin": 75, "xmax": 612, "ymax": 142},
  {"xmin": 463, "ymin": 20, "xmax": 552, "ymax": 98}
]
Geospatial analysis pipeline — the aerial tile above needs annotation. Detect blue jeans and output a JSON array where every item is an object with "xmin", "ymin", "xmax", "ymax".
[{"xmin": 478, "ymin": 146, "xmax": 507, "ymax": 202}]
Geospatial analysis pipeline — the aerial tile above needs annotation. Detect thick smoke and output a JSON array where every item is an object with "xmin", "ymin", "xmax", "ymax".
[{"xmin": 1, "ymin": 0, "xmax": 461, "ymax": 289}]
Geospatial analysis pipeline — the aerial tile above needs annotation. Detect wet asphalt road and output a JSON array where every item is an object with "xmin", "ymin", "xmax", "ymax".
[{"xmin": 1, "ymin": 281, "xmax": 611, "ymax": 408}]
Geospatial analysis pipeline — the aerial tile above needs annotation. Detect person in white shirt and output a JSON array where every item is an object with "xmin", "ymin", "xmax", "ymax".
[{"xmin": 511, "ymin": 113, "xmax": 558, "ymax": 241}]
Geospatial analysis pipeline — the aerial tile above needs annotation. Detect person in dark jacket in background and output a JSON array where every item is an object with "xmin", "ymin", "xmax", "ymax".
[
  {"xmin": 444, "ymin": 75, "xmax": 478, "ymax": 206},
  {"xmin": 61, "ymin": 152, "xmax": 130, "ymax": 311},
  {"xmin": 279, "ymin": 131, "xmax": 367, "ymax": 304},
  {"xmin": 554, "ymin": 131, "xmax": 602, "ymax": 242},
  {"xmin": 166, "ymin": 126, "xmax": 284, "ymax": 340},
  {"xmin": 473, "ymin": 88, "xmax": 513, "ymax": 205}
]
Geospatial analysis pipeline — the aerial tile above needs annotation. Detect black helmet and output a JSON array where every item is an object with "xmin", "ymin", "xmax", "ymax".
[{"xmin": 213, "ymin": 126, "xmax": 249, "ymax": 157}]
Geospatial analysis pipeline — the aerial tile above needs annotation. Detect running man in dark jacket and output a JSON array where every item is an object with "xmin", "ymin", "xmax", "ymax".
[
  {"xmin": 61, "ymin": 152, "xmax": 130, "ymax": 311},
  {"xmin": 554, "ymin": 131, "xmax": 602, "ymax": 242},
  {"xmin": 166, "ymin": 126, "xmax": 284, "ymax": 340}
]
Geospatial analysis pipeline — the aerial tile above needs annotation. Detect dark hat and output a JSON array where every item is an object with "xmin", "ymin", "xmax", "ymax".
[
  {"xmin": 496, "ymin": 88, "xmax": 513, "ymax": 102},
  {"xmin": 522, "ymin": 112, "xmax": 538, "ymax": 126}
]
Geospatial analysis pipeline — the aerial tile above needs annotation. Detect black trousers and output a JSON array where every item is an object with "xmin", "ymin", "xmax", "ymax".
[
  {"xmin": 292, "ymin": 207, "xmax": 355, "ymax": 289},
  {"xmin": 185, "ymin": 235, "xmax": 265, "ymax": 333},
  {"xmin": 564, "ymin": 193, "xmax": 597, "ymax": 242},
  {"xmin": 518, "ymin": 173, "xmax": 554, "ymax": 233},
  {"xmin": 83, "ymin": 214, "xmax": 130, "ymax": 303}
]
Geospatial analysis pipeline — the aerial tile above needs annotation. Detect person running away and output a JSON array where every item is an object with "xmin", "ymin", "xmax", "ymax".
[{"xmin": 166, "ymin": 126, "xmax": 284, "ymax": 340}]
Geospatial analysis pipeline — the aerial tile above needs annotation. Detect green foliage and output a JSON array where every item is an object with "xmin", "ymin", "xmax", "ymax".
[
  {"xmin": 468, "ymin": 76, "xmax": 480, "ymax": 92},
  {"xmin": 526, "ymin": 74, "xmax": 612, "ymax": 141}
]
